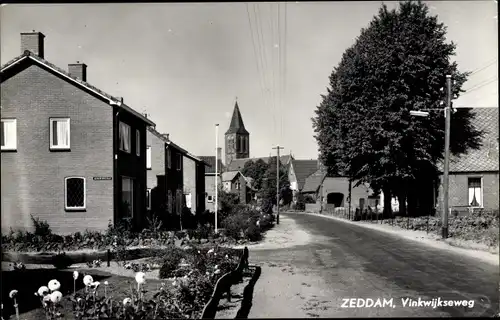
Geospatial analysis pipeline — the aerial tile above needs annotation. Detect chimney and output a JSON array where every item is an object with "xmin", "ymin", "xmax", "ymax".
[
  {"xmin": 217, "ymin": 147, "xmax": 222, "ymax": 163},
  {"xmin": 68, "ymin": 62, "xmax": 87, "ymax": 81},
  {"xmin": 162, "ymin": 133, "xmax": 170, "ymax": 141},
  {"xmin": 21, "ymin": 31, "xmax": 45, "ymax": 58}
]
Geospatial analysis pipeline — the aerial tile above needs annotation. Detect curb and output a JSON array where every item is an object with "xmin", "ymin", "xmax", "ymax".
[{"xmin": 290, "ymin": 211, "xmax": 499, "ymax": 266}]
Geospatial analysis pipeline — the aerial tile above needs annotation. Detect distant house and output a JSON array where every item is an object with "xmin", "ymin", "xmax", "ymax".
[
  {"xmin": 1, "ymin": 32, "xmax": 155, "ymax": 234},
  {"xmin": 225, "ymin": 154, "xmax": 293, "ymax": 172},
  {"xmin": 288, "ymin": 159, "xmax": 319, "ymax": 203},
  {"xmin": 221, "ymin": 170, "xmax": 253, "ymax": 203},
  {"xmin": 199, "ymin": 148, "xmax": 224, "ymax": 212},
  {"xmin": 146, "ymin": 128, "xmax": 207, "ymax": 224},
  {"xmin": 437, "ymin": 107, "xmax": 499, "ymax": 213}
]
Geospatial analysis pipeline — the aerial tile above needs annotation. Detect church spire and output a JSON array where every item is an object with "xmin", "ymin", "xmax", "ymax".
[{"xmin": 225, "ymin": 99, "xmax": 249, "ymax": 135}]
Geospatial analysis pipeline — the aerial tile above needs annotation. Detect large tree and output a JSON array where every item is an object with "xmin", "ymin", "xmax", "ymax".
[
  {"xmin": 241, "ymin": 159, "xmax": 269, "ymax": 190},
  {"xmin": 261, "ymin": 158, "xmax": 292, "ymax": 212},
  {"xmin": 312, "ymin": 1, "xmax": 482, "ymax": 216}
]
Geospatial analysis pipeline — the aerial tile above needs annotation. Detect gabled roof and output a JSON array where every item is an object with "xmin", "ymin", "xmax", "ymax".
[
  {"xmin": 302, "ymin": 170, "xmax": 327, "ymax": 193},
  {"xmin": 437, "ymin": 107, "xmax": 499, "ymax": 173},
  {"xmin": 221, "ymin": 171, "xmax": 240, "ymax": 182},
  {"xmin": 1, "ymin": 50, "xmax": 155, "ymax": 127},
  {"xmin": 290, "ymin": 159, "xmax": 319, "ymax": 190},
  {"xmin": 225, "ymin": 154, "xmax": 293, "ymax": 171},
  {"xmin": 199, "ymin": 156, "xmax": 225, "ymax": 174},
  {"xmin": 225, "ymin": 101, "xmax": 249, "ymax": 135}
]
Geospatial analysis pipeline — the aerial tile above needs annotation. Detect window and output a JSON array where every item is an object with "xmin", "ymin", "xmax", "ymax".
[
  {"xmin": 121, "ymin": 177, "xmax": 134, "ymax": 217},
  {"xmin": 146, "ymin": 188, "xmax": 152, "ymax": 210},
  {"xmin": 167, "ymin": 148, "xmax": 171, "ymax": 169},
  {"xmin": 207, "ymin": 195, "xmax": 213, "ymax": 203},
  {"xmin": 177, "ymin": 154, "xmax": 182, "ymax": 171},
  {"xmin": 50, "ymin": 118, "xmax": 70, "ymax": 150},
  {"xmin": 468, "ymin": 177, "xmax": 482, "ymax": 207},
  {"xmin": 119, "ymin": 121, "xmax": 131, "ymax": 153},
  {"xmin": 1, "ymin": 119, "xmax": 17, "ymax": 151},
  {"xmin": 235, "ymin": 182, "xmax": 240, "ymax": 190},
  {"xmin": 236, "ymin": 136, "xmax": 241, "ymax": 153},
  {"xmin": 146, "ymin": 146, "xmax": 152, "ymax": 170},
  {"xmin": 64, "ymin": 177, "xmax": 86, "ymax": 211},
  {"xmin": 136, "ymin": 130, "xmax": 140, "ymax": 156}
]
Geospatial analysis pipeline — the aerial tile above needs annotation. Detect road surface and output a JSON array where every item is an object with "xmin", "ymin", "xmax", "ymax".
[{"xmin": 246, "ymin": 212, "xmax": 499, "ymax": 318}]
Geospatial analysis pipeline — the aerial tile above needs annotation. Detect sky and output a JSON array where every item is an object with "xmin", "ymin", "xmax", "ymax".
[{"xmin": 1, "ymin": 1, "xmax": 498, "ymax": 160}]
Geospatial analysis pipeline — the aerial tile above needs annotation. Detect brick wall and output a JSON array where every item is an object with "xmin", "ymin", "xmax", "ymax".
[
  {"xmin": 205, "ymin": 174, "xmax": 221, "ymax": 212},
  {"xmin": 1, "ymin": 63, "xmax": 114, "ymax": 234},
  {"xmin": 437, "ymin": 172, "xmax": 499, "ymax": 212},
  {"xmin": 183, "ymin": 156, "xmax": 197, "ymax": 214}
]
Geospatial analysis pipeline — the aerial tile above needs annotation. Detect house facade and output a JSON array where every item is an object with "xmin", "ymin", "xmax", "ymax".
[
  {"xmin": 221, "ymin": 171, "xmax": 249, "ymax": 203},
  {"xmin": 436, "ymin": 107, "xmax": 499, "ymax": 214},
  {"xmin": 1, "ymin": 32, "xmax": 154, "ymax": 234},
  {"xmin": 199, "ymin": 149, "xmax": 223, "ymax": 212},
  {"xmin": 288, "ymin": 159, "xmax": 319, "ymax": 203}
]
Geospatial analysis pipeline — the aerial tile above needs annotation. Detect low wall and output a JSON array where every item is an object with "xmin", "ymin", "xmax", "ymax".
[{"xmin": 305, "ymin": 203, "xmax": 321, "ymax": 212}]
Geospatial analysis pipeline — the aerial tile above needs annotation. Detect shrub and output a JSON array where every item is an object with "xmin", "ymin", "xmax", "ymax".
[
  {"xmin": 52, "ymin": 252, "xmax": 73, "ymax": 269},
  {"xmin": 158, "ymin": 247, "xmax": 186, "ymax": 279},
  {"xmin": 31, "ymin": 215, "xmax": 52, "ymax": 238},
  {"xmin": 245, "ymin": 224, "xmax": 262, "ymax": 242}
]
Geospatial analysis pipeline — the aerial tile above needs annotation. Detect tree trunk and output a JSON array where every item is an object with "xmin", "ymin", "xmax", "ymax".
[
  {"xmin": 398, "ymin": 192, "xmax": 407, "ymax": 217},
  {"xmin": 382, "ymin": 186, "xmax": 392, "ymax": 218}
]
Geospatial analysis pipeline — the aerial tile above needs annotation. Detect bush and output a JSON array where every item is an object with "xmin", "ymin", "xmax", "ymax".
[
  {"xmin": 245, "ymin": 224, "xmax": 262, "ymax": 242},
  {"xmin": 52, "ymin": 252, "xmax": 73, "ymax": 269},
  {"xmin": 31, "ymin": 215, "xmax": 52, "ymax": 237},
  {"xmin": 158, "ymin": 247, "xmax": 185, "ymax": 279}
]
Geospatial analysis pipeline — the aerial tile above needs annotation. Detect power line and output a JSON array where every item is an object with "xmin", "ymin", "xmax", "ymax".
[
  {"xmin": 469, "ymin": 59, "xmax": 497, "ymax": 76},
  {"xmin": 282, "ymin": 1, "xmax": 288, "ymax": 144},
  {"xmin": 461, "ymin": 76, "xmax": 498, "ymax": 97}
]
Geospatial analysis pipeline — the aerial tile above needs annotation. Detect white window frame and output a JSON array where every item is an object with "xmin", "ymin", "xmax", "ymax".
[
  {"xmin": 177, "ymin": 153, "xmax": 182, "ymax": 171},
  {"xmin": 207, "ymin": 195, "xmax": 213, "ymax": 203},
  {"xmin": 49, "ymin": 118, "xmax": 71, "ymax": 150},
  {"xmin": 119, "ymin": 121, "xmax": 131, "ymax": 153},
  {"xmin": 136, "ymin": 129, "xmax": 141, "ymax": 157},
  {"xmin": 146, "ymin": 146, "xmax": 152, "ymax": 170},
  {"xmin": 64, "ymin": 177, "xmax": 86, "ymax": 211},
  {"xmin": 1, "ymin": 118, "xmax": 17, "ymax": 151},
  {"xmin": 146, "ymin": 188, "xmax": 152, "ymax": 210},
  {"xmin": 467, "ymin": 176, "xmax": 483, "ymax": 208}
]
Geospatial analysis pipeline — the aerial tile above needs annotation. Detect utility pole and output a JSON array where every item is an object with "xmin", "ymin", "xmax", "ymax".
[
  {"xmin": 272, "ymin": 145, "xmax": 284, "ymax": 225},
  {"xmin": 442, "ymin": 75, "xmax": 452, "ymax": 239},
  {"xmin": 215, "ymin": 124, "xmax": 219, "ymax": 233}
]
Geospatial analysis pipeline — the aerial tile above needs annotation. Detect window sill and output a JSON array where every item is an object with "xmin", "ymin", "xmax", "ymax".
[
  {"xmin": 50, "ymin": 147, "xmax": 71, "ymax": 152},
  {"xmin": 147, "ymin": 167, "xmax": 152, "ymax": 170},
  {"xmin": 65, "ymin": 208, "xmax": 87, "ymax": 212},
  {"xmin": 1, "ymin": 148, "xmax": 17, "ymax": 152}
]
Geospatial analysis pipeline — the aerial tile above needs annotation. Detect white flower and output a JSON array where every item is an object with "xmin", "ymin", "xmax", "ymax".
[
  {"xmin": 91, "ymin": 281, "xmax": 100, "ymax": 289},
  {"xmin": 172, "ymin": 281, "xmax": 177, "ymax": 286},
  {"xmin": 73, "ymin": 271, "xmax": 79, "ymax": 280},
  {"xmin": 225, "ymin": 254, "xmax": 229, "ymax": 259},
  {"xmin": 214, "ymin": 269, "xmax": 221, "ymax": 275},
  {"xmin": 135, "ymin": 272, "xmax": 146, "ymax": 285},
  {"xmin": 197, "ymin": 250, "xmax": 201, "ymax": 254},
  {"xmin": 38, "ymin": 286, "xmax": 50, "ymax": 296},
  {"xmin": 214, "ymin": 265, "xmax": 219, "ymax": 269},
  {"xmin": 9, "ymin": 290, "xmax": 18, "ymax": 299},
  {"xmin": 104, "ymin": 281, "xmax": 109, "ymax": 286},
  {"xmin": 50, "ymin": 291, "xmax": 63, "ymax": 303},
  {"xmin": 206, "ymin": 272, "xmax": 210, "ymax": 276},
  {"xmin": 183, "ymin": 275, "xmax": 188, "ymax": 279},
  {"xmin": 43, "ymin": 295, "xmax": 51, "ymax": 305},
  {"xmin": 207, "ymin": 248, "xmax": 214, "ymax": 254},
  {"xmin": 48, "ymin": 279, "xmax": 61, "ymax": 291},
  {"xmin": 83, "ymin": 275, "xmax": 94, "ymax": 286},
  {"xmin": 123, "ymin": 297, "xmax": 132, "ymax": 306}
]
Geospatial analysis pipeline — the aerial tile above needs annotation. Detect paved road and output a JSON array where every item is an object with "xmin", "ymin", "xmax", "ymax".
[{"xmin": 247, "ymin": 212, "xmax": 499, "ymax": 318}]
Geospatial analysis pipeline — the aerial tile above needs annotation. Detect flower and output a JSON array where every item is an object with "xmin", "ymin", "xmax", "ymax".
[
  {"xmin": 48, "ymin": 279, "xmax": 61, "ymax": 291},
  {"xmin": 43, "ymin": 295, "xmax": 51, "ymax": 305},
  {"xmin": 104, "ymin": 281, "xmax": 109, "ymax": 286},
  {"xmin": 206, "ymin": 272, "xmax": 210, "ymax": 276},
  {"xmin": 135, "ymin": 272, "xmax": 146, "ymax": 285},
  {"xmin": 83, "ymin": 275, "xmax": 94, "ymax": 286},
  {"xmin": 225, "ymin": 254, "xmax": 229, "ymax": 259},
  {"xmin": 91, "ymin": 281, "xmax": 100, "ymax": 289},
  {"xmin": 73, "ymin": 271, "xmax": 79, "ymax": 280},
  {"xmin": 50, "ymin": 291, "xmax": 63, "ymax": 303},
  {"xmin": 123, "ymin": 298, "xmax": 132, "ymax": 306},
  {"xmin": 9, "ymin": 290, "xmax": 18, "ymax": 299},
  {"xmin": 207, "ymin": 248, "xmax": 214, "ymax": 254},
  {"xmin": 38, "ymin": 286, "xmax": 50, "ymax": 296},
  {"xmin": 214, "ymin": 265, "xmax": 219, "ymax": 269},
  {"xmin": 197, "ymin": 250, "xmax": 201, "ymax": 254},
  {"xmin": 214, "ymin": 269, "xmax": 221, "ymax": 275},
  {"xmin": 172, "ymin": 281, "xmax": 177, "ymax": 286}
]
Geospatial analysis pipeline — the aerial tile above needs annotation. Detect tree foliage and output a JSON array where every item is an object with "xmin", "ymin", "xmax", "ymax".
[
  {"xmin": 312, "ymin": 0, "xmax": 483, "ymax": 215},
  {"xmin": 241, "ymin": 159, "xmax": 269, "ymax": 190}
]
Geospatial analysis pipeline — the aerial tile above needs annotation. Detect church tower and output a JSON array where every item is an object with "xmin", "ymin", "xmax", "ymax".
[{"xmin": 225, "ymin": 99, "xmax": 250, "ymax": 165}]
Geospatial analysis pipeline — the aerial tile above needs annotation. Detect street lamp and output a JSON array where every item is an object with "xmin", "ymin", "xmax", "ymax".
[{"xmin": 409, "ymin": 74, "xmax": 452, "ymax": 239}]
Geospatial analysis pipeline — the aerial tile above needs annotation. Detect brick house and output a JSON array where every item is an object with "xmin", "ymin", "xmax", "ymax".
[
  {"xmin": 146, "ymin": 128, "xmax": 207, "ymax": 225},
  {"xmin": 437, "ymin": 107, "xmax": 499, "ymax": 213},
  {"xmin": 287, "ymin": 159, "xmax": 319, "ymax": 203},
  {"xmin": 1, "ymin": 32, "xmax": 155, "ymax": 234},
  {"xmin": 221, "ymin": 170, "xmax": 252, "ymax": 203},
  {"xmin": 199, "ymin": 149, "xmax": 224, "ymax": 212}
]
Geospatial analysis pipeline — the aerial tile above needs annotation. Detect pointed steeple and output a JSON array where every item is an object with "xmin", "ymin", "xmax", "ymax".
[{"xmin": 225, "ymin": 99, "xmax": 249, "ymax": 135}]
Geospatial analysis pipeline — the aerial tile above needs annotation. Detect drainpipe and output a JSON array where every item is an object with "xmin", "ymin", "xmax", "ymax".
[{"xmin": 111, "ymin": 97, "xmax": 123, "ymax": 225}]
